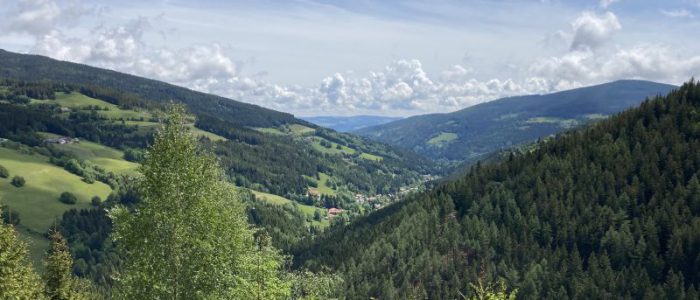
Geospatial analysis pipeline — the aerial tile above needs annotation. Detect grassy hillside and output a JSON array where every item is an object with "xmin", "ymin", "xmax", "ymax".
[
  {"xmin": 39, "ymin": 132, "xmax": 139, "ymax": 174},
  {"xmin": 357, "ymin": 80, "xmax": 676, "ymax": 165},
  {"xmin": 0, "ymin": 146, "xmax": 112, "ymax": 266}
]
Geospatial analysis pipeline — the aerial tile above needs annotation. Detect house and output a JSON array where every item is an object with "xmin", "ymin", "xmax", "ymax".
[
  {"xmin": 328, "ymin": 207, "xmax": 344, "ymax": 218},
  {"xmin": 44, "ymin": 136, "xmax": 80, "ymax": 144}
]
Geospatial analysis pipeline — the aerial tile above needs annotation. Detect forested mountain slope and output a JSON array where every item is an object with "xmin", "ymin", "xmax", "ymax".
[
  {"xmin": 295, "ymin": 81, "xmax": 700, "ymax": 299},
  {"xmin": 0, "ymin": 50, "xmax": 435, "ymax": 199},
  {"xmin": 0, "ymin": 49, "xmax": 298, "ymax": 128},
  {"xmin": 356, "ymin": 80, "xmax": 676, "ymax": 165}
]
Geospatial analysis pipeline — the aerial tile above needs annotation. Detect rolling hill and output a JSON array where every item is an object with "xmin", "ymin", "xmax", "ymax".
[
  {"xmin": 0, "ymin": 50, "xmax": 434, "ymax": 199},
  {"xmin": 0, "ymin": 52, "xmax": 435, "ymax": 271},
  {"xmin": 302, "ymin": 115, "xmax": 403, "ymax": 132},
  {"xmin": 356, "ymin": 80, "xmax": 676, "ymax": 165},
  {"xmin": 295, "ymin": 81, "xmax": 700, "ymax": 299}
]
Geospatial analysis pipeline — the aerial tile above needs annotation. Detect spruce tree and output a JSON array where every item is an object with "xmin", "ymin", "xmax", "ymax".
[
  {"xmin": 0, "ymin": 209, "xmax": 45, "ymax": 299},
  {"xmin": 44, "ymin": 229, "xmax": 85, "ymax": 300}
]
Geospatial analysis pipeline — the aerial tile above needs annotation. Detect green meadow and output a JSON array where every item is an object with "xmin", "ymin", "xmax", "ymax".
[{"xmin": 0, "ymin": 147, "xmax": 112, "ymax": 265}]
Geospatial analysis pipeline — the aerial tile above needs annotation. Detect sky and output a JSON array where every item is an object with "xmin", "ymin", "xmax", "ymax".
[{"xmin": 1, "ymin": 0, "xmax": 699, "ymax": 117}]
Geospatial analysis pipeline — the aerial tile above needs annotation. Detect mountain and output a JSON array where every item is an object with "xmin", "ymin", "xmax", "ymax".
[
  {"xmin": 302, "ymin": 115, "xmax": 402, "ymax": 132},
  {"xmin": 0, "ymin": 51, "xmax": 435, "ymax": 273},
  {"xmin": 0, "ymin": 49, "xmax": 300, "ymax": 128},
  {"xmin": 294, "ymin": 81, "xmax": 700, "ymax": 299},
  {"xmin": 356, "ymin": 80, "xmax": 676, "ymax": 165}
]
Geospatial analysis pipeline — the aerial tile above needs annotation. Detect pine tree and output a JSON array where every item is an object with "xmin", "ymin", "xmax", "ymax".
[
  {"xmin": 109, "ymin": 105, "xmax": 291, "ymax": 299},
  {"xmin": 0, "ymin": 210, "xmax": 45, "ymax": 299},
  {"xmin": 44, "ymin": 229, "xmax": 93, "ymax": 300}
]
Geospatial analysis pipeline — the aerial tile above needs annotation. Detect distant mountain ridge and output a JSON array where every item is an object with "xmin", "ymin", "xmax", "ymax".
[
  {"xmin": 0, "ymin": 49, "xmax": 305, "ymax": 128},
  {"xmin": 302, "ymin": 115, "xmax": 402, "ymax": 132},
  {"xmin": 356, "ymin": 80, "xmax": 676, "ymax": 164}
]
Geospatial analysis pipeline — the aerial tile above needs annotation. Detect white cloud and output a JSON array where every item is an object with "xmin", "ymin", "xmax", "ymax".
[
  {"xmin": 2, "ymin": 1, "xmax": 700, "ymax": 116},
  {"xmin": 599, "ymin": 0, "xmax": 619, "ymax": 9},
  {"xmin": 570, "ymin": 11, "xmax": 621, "ymax": 51},
  {"xmin": 2, "ymin": 0, "xmax": 90, "ymax": 36},
  {"xmin": 661, "ymin": 9, "xmax": 695, "ymax": 18}
]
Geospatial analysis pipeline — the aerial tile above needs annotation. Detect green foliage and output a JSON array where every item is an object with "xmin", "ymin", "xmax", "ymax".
[
  {"xmin": 461, "ymin": 278, "xmax": 517, "ymax": 300},
  {"xmin": 290, "ymin": 269, "xmax": 343, "ymax": 300},
  {"xmin": 44, "ymin": 230, "xmax": 82, "ymax": 300},
  {"xmin": 91, "ymin": 196, "xmax": 102, "ymax": 207},
  {"xmin": 1, "ymin": 205, "xmax": 20, "ymax": 225},
  {"xmin": 296, "ymin": 81, "xmax": 700, "ymax": 298},
  {"xmin": 49, "ymin": 233, "xmax": 103, "ymax": 299},
  {"xmin": 0, "ymin": 215, "xmax": 46, "ymax": 299},
  {"xmin": 109, "ymin": 106, "xmax": 291, "ymax": 299},
  {"xmin": 11, "ymin": 175, "xmax": 25, "ymax": 187},
  {"xmin": 0, "ymin": 164, "xmax": 8, "ymax": 178},
  {"xmin": 59, "ymin": 192, "xmax": 77, "ymax": 205}
]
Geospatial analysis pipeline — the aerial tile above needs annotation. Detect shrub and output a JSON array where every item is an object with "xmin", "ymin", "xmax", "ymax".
[
  {"xmin": 1, "ymin": 206, "xmax": 20, "ymax": 225},
  {"xmin": 83, "ymin": 173, "xmax": 95, "ymax": 184},
  {"xmin": 59, "ymin": 192, "xmax": 77, "ymax": 205},
  {"xmin": 11, "ymin": 176, "xmax": 25, "ymax": 187},
  {"xmin": 91, "ymin": 196, "xmax": 102, "ymax": 207},
  {"xmin": 0, "ymin": 165, "xmax": 8, "ymax": 178}
]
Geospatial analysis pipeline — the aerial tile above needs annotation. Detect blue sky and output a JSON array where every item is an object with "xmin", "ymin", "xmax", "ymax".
[{"xmin": 1, "ymin": 0, "xmax": 699, "ymax": 116}]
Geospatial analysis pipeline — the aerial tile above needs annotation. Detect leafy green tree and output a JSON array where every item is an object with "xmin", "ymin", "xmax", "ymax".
[
  {"xmin": 109, "ymin": 105, "xmax": 291, "ymax": 299},
  {"xmin": 0, "ymin": 209, "xmax": 45, "ymax": 299},
  {"xmin": 58, "ymin": 192, "xmax": 77, "ymax": 205},
  {"xmin": 461, "ymin": 278, "xmax": 517, "ymax": 300},
  {"xmin": 0, "ymin": 164, "xmax": 9, "ymax": 178},
  {"xmin": 11, "ymin": 175, "xmax": 25, "ymax": 187},
  {"xmin": 91, "ymin": 196, "xmax": 102, "ymax": 207},
  {"xmin": 1, "ymin": 205, "xmax": 20, "ymax": 225},
  {"xmin": 290, "ymin": 269, "xmax": 343, "ymax": 300}
]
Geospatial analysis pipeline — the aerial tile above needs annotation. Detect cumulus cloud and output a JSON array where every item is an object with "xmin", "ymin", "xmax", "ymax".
[
  {"xmin": 570, "ymin": 11, "xmax": 621, "ymax": 51},
  {"xmin": 3, "ymin": 1, "xmax": 700, "ymax": 116},
  {"xmin": 532, "ymin": 45, "xmax": 700, "ymax": 86},
  {"xmin": 2, "ymin": 0, "xmax": 90, "ymax": 36}
]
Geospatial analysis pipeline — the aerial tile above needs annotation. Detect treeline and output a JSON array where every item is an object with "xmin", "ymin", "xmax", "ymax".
[{"xmin": 294, "ymin": 81, "xmax": 700, "ymax": 299}]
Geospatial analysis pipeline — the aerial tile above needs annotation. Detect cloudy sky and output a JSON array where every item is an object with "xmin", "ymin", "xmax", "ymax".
[{"xmin": 1, "ymin": 0, "xmax": 699, "ymax": 116}]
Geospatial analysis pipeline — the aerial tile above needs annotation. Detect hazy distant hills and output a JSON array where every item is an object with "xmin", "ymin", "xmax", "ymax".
[
  {"xmin": 302, "ymin": 115, "xmax": 403, "ymax": 132},
  {"xmin": 356, "ymin": 80, "xmax": 676, "ymax": 164}
]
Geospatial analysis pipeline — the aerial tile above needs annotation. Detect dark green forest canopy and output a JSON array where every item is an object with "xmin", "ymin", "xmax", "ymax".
[{"xmin": 294, "ymin": 81, "xmax": 700, "ymax": 299}]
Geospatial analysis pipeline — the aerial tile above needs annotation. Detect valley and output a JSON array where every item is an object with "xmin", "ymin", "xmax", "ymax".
[{"xmin": 1, "ymin": 50, "xmax": 698, "ymax": 299}]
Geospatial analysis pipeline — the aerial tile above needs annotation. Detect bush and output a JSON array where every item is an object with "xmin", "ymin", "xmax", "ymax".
[
  {"xmin": 0, "ymin": 165, "xmax": 8, "ymax": 178},
  {"xmin": 91, "ymin": 196, "xmax": 102, "ymax": 206},
  {"xmin": 83, "ymin": 173, "xmax": 95, "ymax": 184},
  {"xmin": 11, "ymin": 176, "xmax": 25, "ymax": 187},
  {"xmin": 1, "ymin": 206, "xmax": 20, "ymax": 225},
  {"xmin": 59, "ymin": 192, "xmax": 77, "ymax": 205}
]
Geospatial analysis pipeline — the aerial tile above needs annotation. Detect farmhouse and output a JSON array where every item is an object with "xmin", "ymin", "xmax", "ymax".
[
  {"xmin": 328, "ymin": 207, "xmax": 344, "ymax": 218},
  {"xmin": 44, "ymin": 136, "xmax": 80, "ymax": 144}
]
